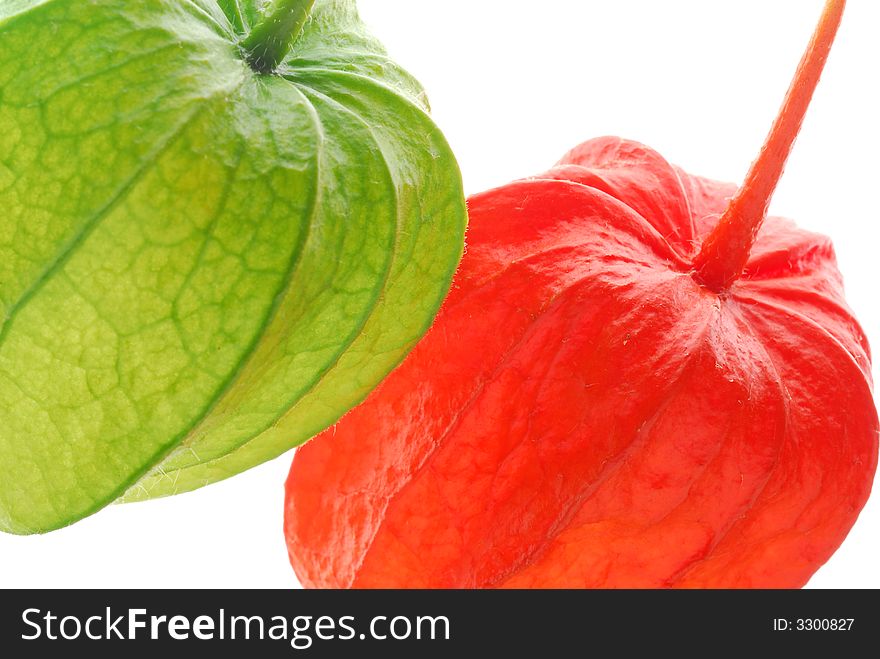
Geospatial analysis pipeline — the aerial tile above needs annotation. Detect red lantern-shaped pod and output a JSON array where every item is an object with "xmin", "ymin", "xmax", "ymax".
[{"xmin": 285, "ymin": 0, "xmax": 877, "ymax": 588}]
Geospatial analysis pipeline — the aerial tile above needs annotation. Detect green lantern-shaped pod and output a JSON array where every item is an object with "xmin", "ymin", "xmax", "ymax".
[{"xmin": 0, "ymin": 0, "xmax": 467, "ymax": 534}]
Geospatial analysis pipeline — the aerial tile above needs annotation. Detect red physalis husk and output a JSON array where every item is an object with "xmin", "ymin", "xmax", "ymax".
[{"xmin": 284, "ymin": 0, "xmax": 878, "ymax": 588}]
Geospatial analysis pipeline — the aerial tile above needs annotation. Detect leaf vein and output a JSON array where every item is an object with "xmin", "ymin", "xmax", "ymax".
[{"xmin": 0, "ymin": 101, "xmax": 213, "ymax": 350}]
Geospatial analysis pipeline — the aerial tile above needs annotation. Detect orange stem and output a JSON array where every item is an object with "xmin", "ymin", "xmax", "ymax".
[{"xmin": 693, "ymin": 0, "xmax": 846, "ymax": 292}]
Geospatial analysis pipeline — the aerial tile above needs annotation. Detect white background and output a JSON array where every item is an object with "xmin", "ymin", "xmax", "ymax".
[{"xmin": 1, "ymin": 0, "xmax": 878, "ymax": 588}]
